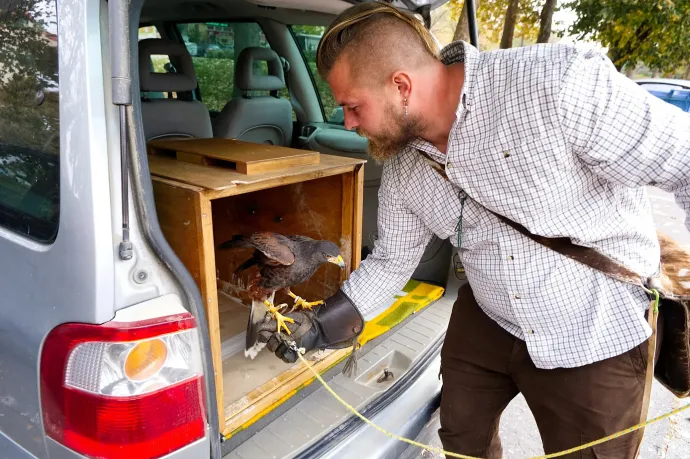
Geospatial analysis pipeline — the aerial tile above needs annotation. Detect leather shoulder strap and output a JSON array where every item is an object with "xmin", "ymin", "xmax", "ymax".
[{"xmin": 417, "ymin": 150, "xmax": 647, "ymax": 289}]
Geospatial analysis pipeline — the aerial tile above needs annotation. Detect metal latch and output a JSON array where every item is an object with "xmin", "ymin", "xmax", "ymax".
[{"xmin": 377, "ymin": 369, "xmax": 394, "ymax": 383}]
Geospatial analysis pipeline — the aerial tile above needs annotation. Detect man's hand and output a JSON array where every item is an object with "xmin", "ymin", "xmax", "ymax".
[
  {"xmin": 256, "ymin": 289, "xmax": 365, "ymax": 363},
  {"xmin": 256, "ymin": 309, "xmax": 316, "ymax": 363}
]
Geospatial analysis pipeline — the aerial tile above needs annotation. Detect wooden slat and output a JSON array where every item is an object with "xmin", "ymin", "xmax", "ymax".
[
  {"xmin": 353, "ymin": 164, "xmax": 364, "ymax": 270},
  {"xmin": 148, "ymin": 137, "xmax": 320, "ymax": 174},
  {"xmin": 341, "ymin": 171, "xmax": 354, "ymax": 282},
  {"xmin": 197, "ymin": 194, "xmax": 226, "ymax": 432},
  {"xmin": 147, "ymin": 153, "xmax": 365, "ymax": 196}
]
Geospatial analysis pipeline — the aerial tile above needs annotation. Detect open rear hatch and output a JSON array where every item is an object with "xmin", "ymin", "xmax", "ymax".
[{"xmin": 133, "ymin": 0, "xmax": 454, "ymax": 445}]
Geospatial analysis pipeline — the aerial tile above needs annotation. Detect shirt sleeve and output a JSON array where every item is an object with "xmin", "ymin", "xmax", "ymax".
[
  {"xmin": 341, "ymin": 158, "xmax": 433, "ymax": 320},
  {"xmin": 557, "ymin": 50, "xmax": 690, "ymax": 231}
]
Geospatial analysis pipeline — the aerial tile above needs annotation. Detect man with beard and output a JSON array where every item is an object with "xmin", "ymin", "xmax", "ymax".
[{"xmin": 255, "ymin": 2, "xmax": 690, "ymax": 458}]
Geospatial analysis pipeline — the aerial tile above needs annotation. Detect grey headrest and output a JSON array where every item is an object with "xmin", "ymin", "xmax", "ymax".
[
  {"xmin": 139, "ymin": 38, "xmax": 197, "ymax": 92},
  {"xmin": 235, "ymin": 47, "xmax": 285, "ymax": 92}
]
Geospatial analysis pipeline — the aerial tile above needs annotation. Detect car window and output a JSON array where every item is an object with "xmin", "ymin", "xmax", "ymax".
[
  {"xmin": 0, "ymin": 0, "xmax": 60, "ymax": 243},
  {"xmin": 290, "ymin": 25, "xmax": 340, "ymax": 124},
  {"xmin": 138, "ymin": 25, "xmax": 161, "ymax": 41},
  {"xmin": 177, "ymin": 22, "xmax": 289, "ymax": 113}
]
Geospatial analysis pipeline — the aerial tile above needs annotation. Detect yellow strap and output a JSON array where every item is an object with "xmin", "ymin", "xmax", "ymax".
[{"xmin": 294, "ymin": 349, "xmax": 690, "ymax": 459}]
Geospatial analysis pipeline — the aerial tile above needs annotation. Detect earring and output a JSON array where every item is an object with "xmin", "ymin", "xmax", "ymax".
[{"xmin": 403, "ymin": 97, "xmax": 408, "ymax": 117}]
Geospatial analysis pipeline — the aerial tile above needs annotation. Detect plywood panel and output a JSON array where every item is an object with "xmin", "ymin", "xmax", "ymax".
[
  {"xmin": 148, "ymin": 137, "xmax": 320, "ymax": 174},
  {"xmin": 148, "ymin": 153, "xmax": 364, "ymax": 195},
  {"xmin": 212, "ymin": 175, "xmax": 346, "ymax": 306},
  {"xmin": 152, "ymin": 181, "xmax": 204, "ymax": 288}
]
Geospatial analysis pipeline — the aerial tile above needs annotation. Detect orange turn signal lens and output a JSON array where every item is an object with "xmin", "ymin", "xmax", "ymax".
[{"xmin": 124, "ymin": 338, "xmax": 168, "ymax": 381}]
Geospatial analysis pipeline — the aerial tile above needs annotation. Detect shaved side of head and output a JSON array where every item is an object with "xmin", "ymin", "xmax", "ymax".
[{"xmin": 317, "ymin": 3, "xmax": 440, "ymax": 87}]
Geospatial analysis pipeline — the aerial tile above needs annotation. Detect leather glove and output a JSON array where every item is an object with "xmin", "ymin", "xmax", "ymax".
[{"xmin": 257, "ymin": 289, "xmax": 365, "ymax": 363}]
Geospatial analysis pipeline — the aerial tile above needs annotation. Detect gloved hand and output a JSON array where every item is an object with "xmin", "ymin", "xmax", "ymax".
[{"xmin": 257, "ymin": 289, "xmax": 365, "ymax": 363}]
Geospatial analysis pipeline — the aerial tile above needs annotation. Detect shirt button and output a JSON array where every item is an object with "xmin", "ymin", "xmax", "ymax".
[
  {"xmin": 508, "ymin": 255, "xmax": 514, "ymax": 261},
  {"xmin": 526, "ymin": 329, "xmax": 534, "ymax": 335},
  {"xmin": 503, "ymin": 150, "xmax": 510, "ymax": 158},
  {"xmin": 447, "ymin": 162, "xmax": 452, "ymax": 169},
  {"xmin": 513, "ymin": 293, "xmax": 521, "ymax": 299}
]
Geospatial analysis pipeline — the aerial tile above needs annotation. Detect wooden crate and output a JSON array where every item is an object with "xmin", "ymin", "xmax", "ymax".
[{"xmin": 147, "ymin": 138, "xmax": 365, "ymax": 436}]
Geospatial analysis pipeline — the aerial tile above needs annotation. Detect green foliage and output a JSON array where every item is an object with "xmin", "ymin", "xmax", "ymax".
[
  {"xmin": 206, "ymin": 49, "xmax": 234, "ymax": 59},
  {"xmin": 0, "ymin": 0, "xmax": 60, "ymax": 154},
  {"xmin": 307, "ymin": 61, "xmax": 338, "ymax": 119},
  {"xmin": 448, "ymin": 0, "xmax": 541, "ymax": 44},
  {"xmin": 192, "ymin": 58, "xmax": 236, "ymax": 112},
  {"xmin": 567, "ymin": 0, "xmax": 690, "ymax": 73},
  {"xmin": 291, "ymin": 25, "xmax": 326, "ymax": 36},
  {"xmin": 478, "ymin": 0, "xmax": 541, "ymax": 44}
]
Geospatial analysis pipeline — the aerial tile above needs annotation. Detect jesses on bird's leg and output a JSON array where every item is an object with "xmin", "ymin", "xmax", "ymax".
[
  {"xmin": 263, "ymin": 299, "xmax": 294, "ymax": 335},
  {"xmin": 287, "ymin": 289, "xmax": 324, "ymax": 311}
]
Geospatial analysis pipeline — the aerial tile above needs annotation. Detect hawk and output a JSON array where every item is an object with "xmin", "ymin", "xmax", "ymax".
[{"xmin": 218, "ymin": 232, "xmax": 345, "ymax": 355}]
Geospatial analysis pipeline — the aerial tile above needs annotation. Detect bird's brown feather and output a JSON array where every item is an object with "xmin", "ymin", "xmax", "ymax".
[{"xmin": 249, "ymin": 232, "xmax": 295, "ymax": 266}]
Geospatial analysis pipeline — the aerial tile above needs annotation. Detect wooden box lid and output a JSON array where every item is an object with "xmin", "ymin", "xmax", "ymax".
[{"xmin": 147, "ymin": 138, "xmax": 320, "ymax": 175}]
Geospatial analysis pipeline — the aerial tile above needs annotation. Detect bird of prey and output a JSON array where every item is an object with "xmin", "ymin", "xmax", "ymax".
[{"xmin": 217, "ymin": 232, "xmax": 345, "ymax": 355}]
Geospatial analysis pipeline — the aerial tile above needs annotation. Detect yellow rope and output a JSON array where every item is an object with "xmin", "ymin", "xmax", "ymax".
[{"xmin": 293, "ymin": 348, "xmax": 690, "ymax": 459}]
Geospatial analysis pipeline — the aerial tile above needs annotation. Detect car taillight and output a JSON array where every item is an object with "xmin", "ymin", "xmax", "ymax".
[{"xmin": 40, "ymin": 313, "xmax": 206, "ymax": 459}]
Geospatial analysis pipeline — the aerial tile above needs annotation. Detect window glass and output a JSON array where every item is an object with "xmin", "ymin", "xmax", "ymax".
[
  {"xmin": 0, "ymin": 0, "xmax": 60, "ymax": 242},
  {"xmin": 290, "ymin": 25, "xmax": 340, "ymax": 124},
  {"xmin": 177, "ymin": 22, "xmax": 289, "ymax": 112},
  {"xmin": 138, "ymin": 25, "xmax": 161, "ymax": 41}
]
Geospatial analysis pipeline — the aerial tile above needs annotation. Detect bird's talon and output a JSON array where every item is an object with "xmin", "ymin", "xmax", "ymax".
[
  {"xmin": 296, "ymin": 299, "xmax": 323, "ymax": 311},
  {"xmin": 265, "ymin": 301, "xmax": 294, "ymax": 335}
]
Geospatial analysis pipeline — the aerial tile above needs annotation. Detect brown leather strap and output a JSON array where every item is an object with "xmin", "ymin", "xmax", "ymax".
[
  {"xmin": 634, "ymin": 305, "xmax": 658, "ymax": 457},
  {"xmin": 418, "ymin": 150, "xmax": 647, "ymax": 289}
]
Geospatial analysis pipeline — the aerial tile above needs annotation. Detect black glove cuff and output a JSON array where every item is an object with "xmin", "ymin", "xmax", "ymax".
[{"xmin": 299, "ymin": 289, "xmax": 365, "ymax": 351}]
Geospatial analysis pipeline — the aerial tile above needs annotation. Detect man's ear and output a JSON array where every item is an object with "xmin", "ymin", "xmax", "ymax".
[{"xmin": 391, "ymin": 71, "xmax": 412, "ymax": 100}]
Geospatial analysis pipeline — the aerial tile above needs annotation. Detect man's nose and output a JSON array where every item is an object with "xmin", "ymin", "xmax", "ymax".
[{"xmin": 344, "ymin": 112, "xmax": 358, "ymax": 131}]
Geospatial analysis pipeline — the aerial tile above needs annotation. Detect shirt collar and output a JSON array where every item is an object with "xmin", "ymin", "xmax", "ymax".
[
  {"xmin": 406, "ymin": 41, "xmax": 479, "ymax": 158},
  {"xmin": 440, "ymin": 40, "xmax": 479, "ymax": 113}
]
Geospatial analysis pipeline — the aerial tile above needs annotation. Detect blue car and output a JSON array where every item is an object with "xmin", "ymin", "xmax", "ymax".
[{"xmin": 636, "ymin": 78, "xmax": 690, "ymax": 112}]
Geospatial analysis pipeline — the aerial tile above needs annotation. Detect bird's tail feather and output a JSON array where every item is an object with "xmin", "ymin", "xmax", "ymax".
[
  {"xmin": 217, "ymin": 234, "xmax": 249, "ymax": 250},
  {"xmin": 234, "ymin": 257, "xmax": 258, "ymax": 273}
]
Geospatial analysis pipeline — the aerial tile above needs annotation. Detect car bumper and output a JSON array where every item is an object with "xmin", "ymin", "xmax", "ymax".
[{"xmin": 319, "ymin": 354, "xmax": 442, "ymax": 459}]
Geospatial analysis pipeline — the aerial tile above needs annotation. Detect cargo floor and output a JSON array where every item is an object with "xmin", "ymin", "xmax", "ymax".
[{"xmin": 218, "ymin": 292, "xmax": 346, "ymax": 435}]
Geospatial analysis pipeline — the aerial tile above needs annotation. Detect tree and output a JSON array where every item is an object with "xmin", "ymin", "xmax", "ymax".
[
  {"xmin": 451, "ymin": 0, "xmax": 481, "ymax": 42},
  {"xmin": 500, "ymin": 0, "xmax": 521, "ymax": 48},
  {"xmin": 458, "ymin": 0, "xmax": 540, "ymax": 47},
  {"xmin": 567, "ymin": 0, "xmax": 690, "ymax": 73},
  {"xmin": 536, "ymin": 0, "xmax": 557, "ymax": 43}
]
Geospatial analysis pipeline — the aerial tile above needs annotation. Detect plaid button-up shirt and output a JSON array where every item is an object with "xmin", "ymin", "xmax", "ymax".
[{"xmin": 341, "ymin": 41, "xmax": 690, "ymax": 369}]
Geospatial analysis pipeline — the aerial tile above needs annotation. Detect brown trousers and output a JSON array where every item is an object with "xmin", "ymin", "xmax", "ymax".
[{"xmin": 439, "ymin": 283, "xmax": 651, "ymax": 459}]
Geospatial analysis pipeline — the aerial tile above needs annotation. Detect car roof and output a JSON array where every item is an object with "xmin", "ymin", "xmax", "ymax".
[
  {"xmin": 140, "ymin": 0, "xmax": 449, "ymax": 26},
  {"xmin": 635, "ymin": 78, "xmax": 690, "ymax": 90}
]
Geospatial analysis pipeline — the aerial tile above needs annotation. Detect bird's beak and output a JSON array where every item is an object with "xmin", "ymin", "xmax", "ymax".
[{"xmin": 328, "ymin": 255, "xmax": 346, "ymax": 268}]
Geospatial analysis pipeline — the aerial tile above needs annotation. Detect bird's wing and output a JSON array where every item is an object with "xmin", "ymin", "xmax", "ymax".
[
  {"xmin": 249, "ymin": 232, "xmax": 296, "ymax": 266},
  {"xmin": 287, "ymin": 234, "xmax": 314, "ymax": 243}
]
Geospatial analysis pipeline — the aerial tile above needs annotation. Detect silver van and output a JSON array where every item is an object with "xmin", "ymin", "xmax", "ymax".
[{"xmin": 0, "ymin": 1, "xmax": 458, "ymax": 458}]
